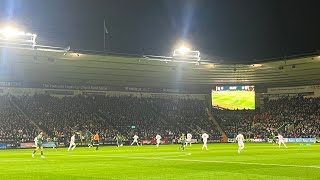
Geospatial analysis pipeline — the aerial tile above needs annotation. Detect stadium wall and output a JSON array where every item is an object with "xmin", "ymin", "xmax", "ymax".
[
  {"xmin": 266, "ymin": 84, "xmax": 320, "ymax": 97},
  {"xmin": 255, "ymin": 93, "xmax": 262, "ymax": 109},
  {"xmin": 0, "ymin": 87, "xmax": 206, "ymax": 100}
]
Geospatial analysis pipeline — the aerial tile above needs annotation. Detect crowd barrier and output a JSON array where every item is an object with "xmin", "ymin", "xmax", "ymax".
[
  {"xmin": 43, "ymin": 142, "xmax": 57, "ymax": 148},
  {"xmin": 20, "ymin": 142, "xmax": 35, "ymax": 148},
  {"xmin": 0, "ymin": 143, "xmax": 6, "ymax": 149},
  {"xmin": 141, "ymin": 139, "xmax": 170, "ymax": 145},
  {"xmin": 228, "ymin": 138, "xmax": 267, "ymax": 143},
  {"xmin": 228, "ymin": 138, "xmax": 317, "ymax": 143},
  {"xmin": 286, "ymin": 138, "xmax": 316, "ymax": 143},
  {"xmin": 20, "ymin": 142, "xmax": 57, "ymax": 148},
  {"xmin": 1, "ymin": 137, "xmax": 318, "ymax": 150},
  {"xmin": 177, "ymin": 139, "xmax": 198, "ymax": 143}
]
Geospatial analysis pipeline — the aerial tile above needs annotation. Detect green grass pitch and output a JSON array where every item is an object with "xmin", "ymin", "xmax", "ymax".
[
  {"xmin": 0, "ymin": 143, "xmax": 319, "ymax": 179},
  {"xmin": 212, "ymin": 91, "xmax": 255, "ymax": 110}
]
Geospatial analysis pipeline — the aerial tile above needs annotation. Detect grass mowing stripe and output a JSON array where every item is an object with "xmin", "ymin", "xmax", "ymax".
[
  {"xmin": 0, "ymin": 144, "xmax": 319, "ymax": 179},
  {"xmin": 61, "ymin": 153, "xmax": 320, "ymax": 169}
]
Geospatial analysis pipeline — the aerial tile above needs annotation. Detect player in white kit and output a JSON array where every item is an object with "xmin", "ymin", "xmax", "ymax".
[
  {"xmin": 276, "ymin": 134, "xmax": 287, "ymax": 148},
  {"xmin": 186, "ymin": 133, "xmax": 192, "ymax": 146},
  {"xmin": 68, "ymin": 134, "xmax": 76, "ymax": 151},
  {"xmin": 201, "ymin": 133, "xmax": 209, "ymax": 150},
  {"xmin": 131, "ymin": 134, "xmax": 140, "ymax": 146},
  {"xmin": 156, "ymin": 134, "xmax": 161, "ymax": 148},
  {"xmin": 34, "ymin": 136, "xmax": 38, "ymax": 147},
  {"xmin": 236, "ymin": 133, "xmax": 244, "ymax": 154}
]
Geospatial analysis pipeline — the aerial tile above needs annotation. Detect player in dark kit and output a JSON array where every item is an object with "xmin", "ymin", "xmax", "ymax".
[
  {"xmin": 53, "ymin": 129, "xmax": 59, "ymax": 149},
  {"xmin": 85, "ymin": 130, "xmax": 93, "ymax": 148},
  {"xmin": 115, "ymin": 134, "xmax": 123, "ymax": 148},
  {"xmin": 53, "ymin": 136, "xmax": 59, "ymax": 150},
  {"xmin": 32, "ymin": 131, "xmax": 45, "ymax": 158},
  {"xmin": 179, "ymin": 134, "xmax": 186, "ymax": 151},
  {"xmin": 270, "ymin": 132, "xmax": 277, "ymax": 145}
]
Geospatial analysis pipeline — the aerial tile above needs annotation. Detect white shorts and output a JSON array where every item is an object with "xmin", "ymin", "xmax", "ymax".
[
  {"xmin": 133, "ymin": 140, "xmax": 138, "ymax": 143},
  {"xmin": 203, "ymin": 140, "xmax": 207, "ymax": 144},
  {"xmin": 187, "ymin": 139, "xmax": 192, "ymax": 143},
  {"xmin": 70, "ymin": 142, "xmax": 76, "ymax": 146},
  {"xmin": 156, "ymin": 140, "xmax": 160, "ymax": 144},
  {"xmin": 238, "ymin": 141, "xmax": 244, "ymax": 148},
  {"xmin": 279, "ymin": 140, "xmax": 284, "ymax": 144}
]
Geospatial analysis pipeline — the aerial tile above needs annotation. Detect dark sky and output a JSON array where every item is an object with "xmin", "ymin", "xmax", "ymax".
[{"xmin": 0, "ymin": 0, "xmax": 319, "ymax": 63}]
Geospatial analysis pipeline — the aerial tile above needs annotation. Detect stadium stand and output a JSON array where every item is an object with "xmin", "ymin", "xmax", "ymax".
[
  {"xmin": 0, "ymin": 94, "xmax": 220, "ymax": 145},
  {"xmin": 213, "ymin": 110, "xmax": 256, "ymax": 138},
  {"xmin": 0, "ymin": 96, "xmax": 37, "ymax": 144},
  {"xmin": 2, "ymin": 92, "xmax": 319, "ymax": 147},
  {"xmin": 213, "ymin": 96, "xmax": 320, "ymax": 139}
]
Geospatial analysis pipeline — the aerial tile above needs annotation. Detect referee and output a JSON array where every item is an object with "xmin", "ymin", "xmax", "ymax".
[{"xmin": 93, "ymin": 132, "xmax": 100, "ymax": 150}]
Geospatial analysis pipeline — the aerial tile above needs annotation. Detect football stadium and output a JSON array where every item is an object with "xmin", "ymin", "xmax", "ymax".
[{"xmin": 0, "ymin": 1, "xmax": 320, "ymax": 180}]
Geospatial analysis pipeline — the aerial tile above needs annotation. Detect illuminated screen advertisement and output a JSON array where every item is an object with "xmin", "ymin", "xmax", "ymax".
[{"xmin": 212, "ymin": 85, "xmax": 255, "ymax": 110}]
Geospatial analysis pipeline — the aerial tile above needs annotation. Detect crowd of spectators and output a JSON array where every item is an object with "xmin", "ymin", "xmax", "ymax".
[
  {"xmin": 213, "ymin": 96, "xmax": 320, "ymax": 138},
  {"xmin": 3, "ymin": 93, "xmax": 318, "ymax": 145},
  {"xmin": 0, "ymin": 96, "xmax": 37, "ymax": 143},
  {"xmin": 262, "ymin": 97, "xmax": 320, "ymax": 138},
  {"xmin": 213, "ymin": 110, "xmax": 256, "ymax": 138},
  {"xmin": 0, "ymin": 94, "xmax": 220, "ymax": 144}
]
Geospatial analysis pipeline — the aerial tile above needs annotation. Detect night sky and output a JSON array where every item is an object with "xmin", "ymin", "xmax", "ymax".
[{"xmin": 0, "ymin": 0, "xmax": 319, "ymax": 63}]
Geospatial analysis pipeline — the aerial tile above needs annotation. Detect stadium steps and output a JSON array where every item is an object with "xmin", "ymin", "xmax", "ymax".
[
  {"xmin": 194, "ymin": 126, "xmax": 206, "ymax": 135},
  {"xmin": 277, "ymin": 122, "xmax": 293, "ymax": 132},
  {"xmin": 205, "ymin": 108, "xmax": 227, "ymax": 138},
  {"xmin": 10, "ymin": 98, "xmax": 46, "ymax": 134}
]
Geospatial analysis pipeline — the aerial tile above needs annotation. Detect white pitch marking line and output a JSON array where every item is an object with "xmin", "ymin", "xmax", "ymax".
[
  {"xmin": 132, "ymin": 157, "xmax": 320, "ymax": 169},
  {"xmin": 156, "ymin": 158, "xmax": 320, "ymax": 169},
  {"xmin": 69, "ymin": 154, "xmax": 320, "ymax": 169},
  {"xmin": 32, "ymin": 152, "xmax": 320, "ymax": 169}
]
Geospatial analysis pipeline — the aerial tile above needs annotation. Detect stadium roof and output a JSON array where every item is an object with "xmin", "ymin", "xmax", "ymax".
[{"xmin": 1, "ymin": 47, "xmax": 320, "ymax": 90}]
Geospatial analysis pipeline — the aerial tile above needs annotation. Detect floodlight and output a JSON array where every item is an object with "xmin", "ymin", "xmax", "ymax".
[
  {"xmin": 0, "ymin": 26, "xmax": 37, "ymax": 47},
  {"xmin": 177, "ymin": 46, "xmax": 190, "ymax": 54},
  {"xmin": 0, "ymin": 27, "xmax": 25, "ymax": 38},
  {"xmin": 173, "ymin": 47, "xmax": 201, "ymax": 62},
  {"xmin": 251, "ymin": 64, "xmax": 262, "ymax": 67},
  {"xmin": 0, "ymin": 24, "xmax": 71, "ymax": 53}
]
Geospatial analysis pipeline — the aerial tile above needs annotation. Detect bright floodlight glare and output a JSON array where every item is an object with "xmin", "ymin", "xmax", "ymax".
[
  {"xmin": 0, "ymin": 27, "xmax": 25, "ymax": 38},
  {"xmin": 251, "ymin": 64, "xmax": 262, "ymax": 67},
  {"xmin": 177, "ymin": 46, "xmax": 190, "ymax": 54}
]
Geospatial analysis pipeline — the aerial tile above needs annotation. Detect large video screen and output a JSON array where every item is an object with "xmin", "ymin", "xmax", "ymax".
[{"xmin": 212, "ymin": 85, "xmax": 255, "ymax": 110}]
